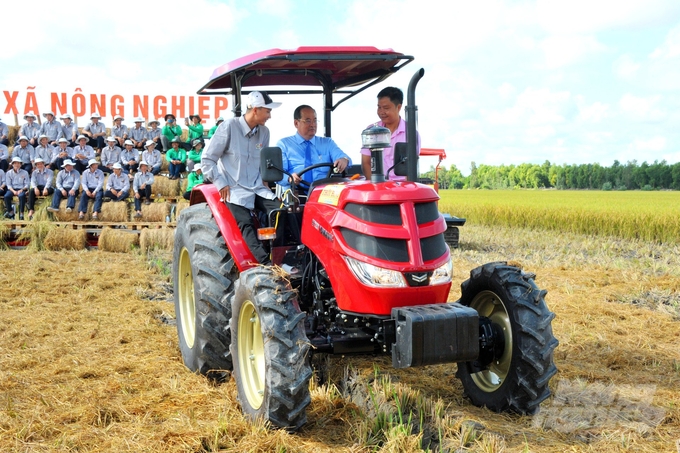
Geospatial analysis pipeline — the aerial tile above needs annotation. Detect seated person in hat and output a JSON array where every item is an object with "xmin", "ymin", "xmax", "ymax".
[
  {"xmin": 78, "ymin": 159, "xmax": 105, "ymax": 220},
  {"xmin": 51, "ymin": 138, "xmax": 74, "ymax": 170},
  {"xmin": 4, "ymin": 157, "xmax": 30, "ymax": 219},
  {"xmin": 120, "ymin": 140, "xmax": 140, "ymax": 177},
  {"xmin": 0, "ymin": 118, "xmax": 9, "ymax": 146},
  {"xmin": 100, "ymin": 137, "xmax": 122, "ymax": 175},
  {"xmin": 73, "ymin": 135, "xmax": 96, "ymax": 173},
  {"xmin": 184, "ymin": 114, "xmax": 204, "ymax": 150},
  {"xmin": 104, "ymin": 163, "xmax": 130, "ymax": 202},
  {"xmin": 0, "ymin": 167, "xmax": 5, "ymax": 198},
  {"xmin": 82, "ymin": 113, "xmax": 106, "ymax": 150},
  {"xmin": 146, "ymin": 119, "xmax": 163, "ymax": 152},
  {"xmin": 141, "ymin": 140, "xmax": 163, "ymax": 175},
  {"xmin": 27, "ymin": 158, "xmax": 54, "ymax": 220},
  {"xmin": 161, "ymin": 114, "xmax": 183, "ymax": 152},
  {"xmin": 0, "ymin": 142, "xmax": 9, "ymax": 172},
  {"xmin": 208, "ymin": 117, "xmax": 224, "ymax": 138},
  {"xmin": 183, "ymin": 164, "xmax": 203, "ymax": 200},
  {"xmin": 186, "ymin": 139, "xmax": 203, "ymax": 172},
  {"xmin": 111, "ymin": 115, "xmax": 128, "ymax": 148},
  {"xmin": 60, "ymin": 113, "xmax": 79, "ymax": 147},
  {"xmin": 128, "ymin": 117, "xmax": 147, "ymax": 150},
  {"xmin": 165, "ymin": 137, "xmax": 186, "ymax": 180},
  {"xmin": 11, "ymin": 136, "xmax": 34, "ymax": 174},
  {"xmin": 20, "ymin": 113, "xmax": 41, "ymax": 147},
  {"xmin": 132, "ymin": 161, "xmax": 154, "ymax": 218},
  {"xmin": 32, "ymin": 135, "xmax": 54, "ymax": 170},
  {"xmin": 39, "ymin": 112, "xmax": 63, "ymax": 146},
  {"xmin": 47, "ymin": 159, "xmax": 80, "ymax": 213}
]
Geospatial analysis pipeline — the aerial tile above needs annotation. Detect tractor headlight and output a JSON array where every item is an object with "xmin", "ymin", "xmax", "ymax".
[
  {"xmin": 430, "ymin": 258, "xmax": 453, "ymax": 285},
  {"xmin": 344, "ymin": 256, "xmax": 407, "ymax": 288}
]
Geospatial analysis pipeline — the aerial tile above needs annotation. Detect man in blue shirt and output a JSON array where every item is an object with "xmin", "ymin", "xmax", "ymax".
[{"xmin": 276, "ymin": 105, "xmax": 350, "ymax": 191}]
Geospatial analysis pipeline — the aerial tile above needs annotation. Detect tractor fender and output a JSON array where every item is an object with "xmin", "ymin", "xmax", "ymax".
[{"xmin": 189, "ymin": 184, "xmax": 258, "ymax": 272}]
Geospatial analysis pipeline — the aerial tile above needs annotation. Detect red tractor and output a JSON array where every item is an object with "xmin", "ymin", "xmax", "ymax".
[{"xmin": 173, "ymin": 47, "xmax": 558, "ymax": 431}]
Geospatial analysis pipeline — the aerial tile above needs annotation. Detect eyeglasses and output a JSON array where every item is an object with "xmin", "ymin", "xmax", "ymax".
[{"xmin": 297, "ymin": 118, "xmax": 318, "ymax": 125}]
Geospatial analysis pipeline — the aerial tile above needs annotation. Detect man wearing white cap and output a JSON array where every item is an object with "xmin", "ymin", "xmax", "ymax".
[
  {"xmin": 112, "ymin": 115, "xmax": 128, "ymax": 148},
  {"xmin": 141, "ymin": 140, "xmax": 162, "ymax": 175},
  {"xmin": 104, "ymin": 163, "xmax": 130, "ymax": 202},
  {"xmin": 82, "ymin": 113, "xmax": 106, "ymax": 150},
  {"xmin": 201, "ymin": 91, "xmax": 282, "ymax": 264},
  {"xmin": 19, "ymin": 113, "xmax": 40, "ymax": 147},
  {"xmin": 39, "ymin": 112, "xmax": 62, "ymax": 145},
  {"xmin": 27, "ymin": 158, "xmax": 54, "ymax": 220},
  {"xmin": 120, "ymin": 139, "xmax": 140, "ymax": 176},
  {"xmin": 78, "ymin": 159, "xmax": 105, "ymax": 220},
  {"xmin": 183, "ymin": 163, "xmax": 203, "ymax": 200},
  {"xmin": 47, "ymin": 159, "xmax": 80, "ymax": 213},
  {"xmin": 32, "ymin": 135, "xmax": 53, "ymax": 170},
  {"xmin": 12, "ymin": 136, "xmax": 34, "ymax": 173},
  {"xmin": 129, "ymin": 117, "xmax": 147, "ymax": 150},
  {"xmin": 73, "ymin": 135, "xmax": 96, "ymax": 173},
  {"xmin": 60, "ymin": 114, "xmax": 78, "ymax": 147},
  {"xmin": 100, "ymin": 137, "xmax": 121, "ymax": 174},
  {"xmin": 51, "ymin": 138, "xmax": 74, "ymax": 170},
  {"xmin": 0, "ymin": 117, "xmax": 10, "ymax": 146},
  {"xmin": 132, "ymin": 160, "xmax": 154, "ymax": 218},
  {"xmin": 4, "ymin": 157, "xmax": 29, "ymax": 219},
  {"xmin": 145, "ymin": 119, "xmax": 163, "ymax": 152}
]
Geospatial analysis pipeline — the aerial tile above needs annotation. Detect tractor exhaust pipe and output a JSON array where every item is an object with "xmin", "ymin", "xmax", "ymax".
[{"xmin": 406, "ymin": 68, "xmax": 424, "ymax": 182}]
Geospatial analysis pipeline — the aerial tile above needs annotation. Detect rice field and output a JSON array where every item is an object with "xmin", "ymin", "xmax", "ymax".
[{"xmin": 439, "ymin": 189, "xmax": 680, "ymax": 244}]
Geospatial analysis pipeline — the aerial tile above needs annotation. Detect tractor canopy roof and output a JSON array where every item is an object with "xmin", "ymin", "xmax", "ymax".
[{"xmin": 198, "ymin": 46, "xmax": 414, "ymax": 135}]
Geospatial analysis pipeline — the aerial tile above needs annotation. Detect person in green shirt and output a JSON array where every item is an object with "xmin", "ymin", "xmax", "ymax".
[
  {"xmin": 183, "ymin": 164, "xmax": 203, "ymax": 200},
  {"xmin": 165, "ymin": 137, "xmax": 186, "ymax": 180},
  {"xmin": 208, "ymin": 116, "xmax": 224, "ymax": 138},
  {"xmin": 184, "ymin": 114, "xmax": 204, "ymax": 150},
  {"xmin": 186, "ymin": 139, "xmax": 203, "ymax": 172},
  {"xmin": 161, "ymin": 114, "xmax": 183, "ymax": 152}
]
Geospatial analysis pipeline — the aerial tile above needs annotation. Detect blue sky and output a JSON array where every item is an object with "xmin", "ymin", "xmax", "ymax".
[{"xmin": 2, "ymin": 0, "xmax": 680, "ymax": 175}]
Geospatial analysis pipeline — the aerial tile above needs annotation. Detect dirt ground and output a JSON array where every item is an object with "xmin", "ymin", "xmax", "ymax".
[{"xmin": 1, "ymin": 224, "xmax": 679, "ymax": 452}]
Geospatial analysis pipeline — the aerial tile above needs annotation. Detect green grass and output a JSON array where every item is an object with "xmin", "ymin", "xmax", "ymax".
[{"xmin": 439, "ymin": 189, "xmax": 680, "ymax": 244}]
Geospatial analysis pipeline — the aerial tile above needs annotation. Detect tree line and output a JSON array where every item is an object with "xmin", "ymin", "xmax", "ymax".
[{"xmin": 421, "ymin": 160, "xmax": 680, "ymax": 190}]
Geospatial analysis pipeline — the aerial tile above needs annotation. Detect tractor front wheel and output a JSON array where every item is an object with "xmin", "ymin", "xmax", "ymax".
[
  {"xmin": 456, "ymin": 262, "xmax": 558, "ymax": 414},
  {"xmin": 230, "ymin": 267, "xmax": 312, "ymax": 431},
  {"xmin": 173, "ymin": 203, "xmax": 237, "ymax": 381}
]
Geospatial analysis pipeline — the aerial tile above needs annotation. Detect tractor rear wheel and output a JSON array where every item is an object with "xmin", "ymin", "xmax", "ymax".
[
  {"xmin": 456, "ymin": 262, "xmax": 558, "ymax": 414},
  {"xmin": 173, "ymin": 203, "xmax": 237, "ymax": 381},
  {"xmin": 230, "ymin": 267, "xmax": 312, "ymax": 431}
]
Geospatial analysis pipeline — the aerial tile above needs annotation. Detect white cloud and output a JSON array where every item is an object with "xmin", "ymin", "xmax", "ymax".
[
  {"xmin": 619, "ymin": 94, "xmax": 666, "ymax": 122},
  {"xmin": 650, "ymin": 23, "xmax": 680, "ymax": 60},
  {"xmin": 540, "ymin": 35, "xmax": 607, "ymax": 69},
  {"xmin": 613, "ymin": 54, "xmax": 641, "ymax": 79},
  {"xmin": 632, "ymin": 136, "xmax": 667, "ymax": 152}
]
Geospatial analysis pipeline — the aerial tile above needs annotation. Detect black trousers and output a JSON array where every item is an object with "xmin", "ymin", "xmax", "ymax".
[
  {"xmin": 28, "ymin": 186, "xmax": 55, "ymax": 210},
  {"xmin": 226, "ymin": 196, "xmax": 281, "ymax": 264}
]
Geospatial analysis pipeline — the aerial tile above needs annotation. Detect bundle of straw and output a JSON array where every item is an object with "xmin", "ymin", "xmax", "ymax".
[
  {"xmin": 174, "ymin": 200, "xmax": 189, "ymax": 221},
  {"xmin": 99, "ymin": 201, "xmax": 130, "ymax": 222},
  {"xmin": 43, "ymin": 227, "xmax": 87, "ymax": 250},
  {"xmin": 51, "ymin": 199, "xmax": 81, "ymax": 222},
  {"xmin": 132, "ymin": 202, "xmax": 170, "ymax": 222},
  {"xmin": 152, "ymin": 176, "xmax": 180, "ymax": 197},
  {"xmin": 98, "ymin": 227, "xmax": 139, "ymax": 252},
  {"xmin": 139, "ymin": 227, "xmax": 174, "ymax": 252}
]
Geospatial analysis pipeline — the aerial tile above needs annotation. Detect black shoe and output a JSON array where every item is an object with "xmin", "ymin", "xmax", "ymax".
[
  {"xmin": 19, "ymin": 214, "xmax": 24, "ymax": 221},
  {"xmin": 103, "ymin": 197, "xmax": 111, "ymax": 202}
]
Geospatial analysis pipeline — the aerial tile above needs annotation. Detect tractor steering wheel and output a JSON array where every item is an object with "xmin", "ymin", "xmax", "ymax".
[{"xmin": 294, "ymin": 162, "xmax": 337, "ymax": 188}]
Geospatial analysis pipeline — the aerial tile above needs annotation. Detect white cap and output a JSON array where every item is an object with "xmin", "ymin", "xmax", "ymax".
[
  {"xmin": 11, "ymin": 156, "xmax": 22, "ymax": 163},
  {"xmin": 34, "ymin": 158, "xmax": 45, "ymax": 164},
  {"xmin": 60, "ymin": 113, "xmax": 73, "ymax": 120},
  {"xmin": 23, "ymin": 113, "xmax": 37, "ymax": 120},
  {"xmin": 246, "ymin": 91, "xmax": 281, "ymax": 109},
  {"xmin": 87, "ymin": 159, "xmax": 99, "ymax": 168},
  {"xmin": 90, "ymin": 112, "xmax": 101, "ymax": 119},
  {"xmin": 62, "ymin": 159, "xmax": 75, "ymax": 167},
  {"xmin": 39, "ymin": 134, "xmax": 49, "ymax": 141},
  {"xmin": 144, "ymin": 140, "xmax": 155, "ymax": 148},
  {"xmin": 106, "ymin": 136, "xmax": 116, "ymax": 142},
  {"xmin": 139, "ymin": 160, "xmax": 149, "ymax": 167},
  {"xmin": 58, "ymin": 137, "xmax": 69, "ymax": 143},
  {"xmin": 194, "ymin": 164, "xmax": 202, "ymax": 172},
  {"xmin": 43, "ymin": 111, "xmax": 55, "ymax": 117},
  {"xmin": 112, "ymin": 162, "xmax": 123, "ymax": 169},
  {"xmin": 113, "ymin": 115, "xmax": 124, "ymax": 121},
  {"xmin": 77, "ymin": 135, "xmax": 88, "ymax": 142},
  {"xmin": 124, "ymin": 139, "xmax": 134, "ymax": 146},
  {"xmin": 18, "ymin": 135, "xmax": 28, "ymax": 141},
  {"xmin": 148, "ymin": 118, "xmax": 161, "ymax": 125},
  {"xmin": 134, "ymin": 116, "xmax": 144, "ymax": 123}
]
